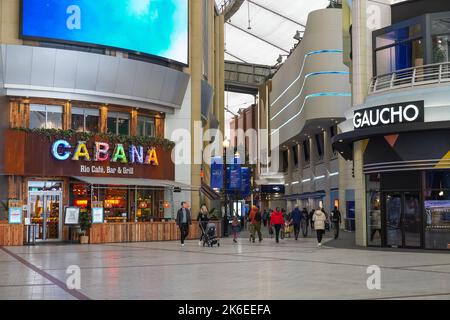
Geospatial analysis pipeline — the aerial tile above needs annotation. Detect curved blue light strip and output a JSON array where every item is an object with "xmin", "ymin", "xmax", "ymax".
[
  {"xmin": 270, "ymin": 92, "xmax": 351, "ymax": 136},
  {"xmin": 271, "ymin": 49, "xmax": 344, "ymax": 106},
  {"xmin": 270, "ymin": 70, "xmax": 350, "ymax": 121}
]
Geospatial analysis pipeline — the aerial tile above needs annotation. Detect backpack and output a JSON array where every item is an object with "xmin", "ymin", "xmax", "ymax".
[{"xmin": 255, "ymin": 211, "xmax": 262, "ymax": 222}]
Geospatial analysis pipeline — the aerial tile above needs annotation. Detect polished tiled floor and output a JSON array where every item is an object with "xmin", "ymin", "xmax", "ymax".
[{"xmin": 0, "ymin": 232, "xmax": 449, "ymax": 300}]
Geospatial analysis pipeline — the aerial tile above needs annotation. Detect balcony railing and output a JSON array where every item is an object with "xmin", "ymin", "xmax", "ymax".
[{"xmin": 369, "ymin": 62, "xmax": 450, "ymax": 94}]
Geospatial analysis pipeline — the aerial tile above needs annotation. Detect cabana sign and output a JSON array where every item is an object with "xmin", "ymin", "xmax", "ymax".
[{"xmin": 51, "ymin": 140, "xmax": 159, "ymax": 175}]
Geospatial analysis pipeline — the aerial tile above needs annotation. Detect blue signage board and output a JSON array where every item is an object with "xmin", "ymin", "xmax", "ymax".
[
  {"xmin": 21, "ymin": 0, "xmax": 189, "ymax": 65},
  {"xmin": 346, "ymin": 201, "xmax": 355, "ymax": 219},
  {"xmin": 240, "ymin": 167, "xmax": 251, "ymax": 198},
  {"xmin": 211, "ymin": 157, "xmax": 223, "ymax": 190},
  {"xmin": 228, "ymin": 157, "xmax": 241, "ymax": 190}
]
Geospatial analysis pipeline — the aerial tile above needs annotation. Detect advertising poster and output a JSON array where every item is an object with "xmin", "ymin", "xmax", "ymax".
[
  {"xmin": 92, "ymin": 208, "xmax": 104, "ymax": 224},
  {"xmin": 210, "ymin": 156, "xmax": 223, "ymax": 190},
  {"xmin": 228, "ymin": 156, "xmax": 241, "ymax": 191},
  {"xmin": 8, "ymin": 207, "xmax": 23, "ymax": 224},
  {"xmin": 240, "ymin": 167, "xmax": 251, "ymax": 198}
]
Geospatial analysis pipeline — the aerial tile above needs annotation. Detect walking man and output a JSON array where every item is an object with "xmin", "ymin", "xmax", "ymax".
[
  {"xmin": 249, "ymin": 205, "xmax": 263, "ymax": 243},
  {"xmin": 291, "ymin": 205, "xmax": 302, "ymax": 240},
  {"xmin": 331, "ymin": 206, "xmax": 342, "ymax": 239},
  {"xmin": 301, "ymin": 208, "xmax": 309, "ymax": 237},
  {"xmin": 176, "ymin": 202, "xmax": 192, "ymax": 247}
]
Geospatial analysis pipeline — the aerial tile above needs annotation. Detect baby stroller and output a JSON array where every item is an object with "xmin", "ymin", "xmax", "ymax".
[{"xmin": 200, "ymin": 222, "xmax": 220, "ymax": 247}]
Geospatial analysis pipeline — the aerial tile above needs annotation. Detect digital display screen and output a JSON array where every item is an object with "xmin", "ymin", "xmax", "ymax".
[{"xmin": 21, "ymin": 0, "xmax": 188, "ymax": 65}]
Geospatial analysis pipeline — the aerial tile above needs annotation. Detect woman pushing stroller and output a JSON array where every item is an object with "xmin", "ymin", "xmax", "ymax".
[{"xmin": 198, "ymin": 204, "xmax": 209, "ymax": 246}]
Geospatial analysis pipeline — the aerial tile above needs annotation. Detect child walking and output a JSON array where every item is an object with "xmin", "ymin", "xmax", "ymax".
[{"xmin": 231, "ymin": 216, "xmax": 241, "ymax": 243}]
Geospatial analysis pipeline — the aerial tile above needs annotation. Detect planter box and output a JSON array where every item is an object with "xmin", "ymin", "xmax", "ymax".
[{"xmin": 79, "ymin": 235, "xmax": 89, "ymax": 244}]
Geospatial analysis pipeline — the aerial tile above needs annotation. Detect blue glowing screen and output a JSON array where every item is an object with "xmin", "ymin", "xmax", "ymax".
[{"xmin": 22, "ymin": 0, "xmax": 188, "ymax": 64}]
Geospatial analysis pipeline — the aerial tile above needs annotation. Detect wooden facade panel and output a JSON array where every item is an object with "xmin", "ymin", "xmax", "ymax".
[
  {"xmin": 88, "ymin": 221, "xmax": 221, "ymax": 244},
  {"xmin": 0, "ymin": 225, "xmax": 24, "ymax": 246}
]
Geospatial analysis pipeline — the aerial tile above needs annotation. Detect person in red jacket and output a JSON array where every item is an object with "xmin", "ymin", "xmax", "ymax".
[{"xmin": 270, "ymin": 208, "xmax": 285, "ymax": 243}]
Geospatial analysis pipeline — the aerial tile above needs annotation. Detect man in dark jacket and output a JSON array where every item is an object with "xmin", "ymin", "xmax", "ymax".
[
  {"xmin": 301, "ymin": 208, "xmax": 309, "ymax": 236},
  {"xmin": 176, "ymin": 202, "xmax": 192, "ymax": 247},
  {"xmin": 331, "ymin": 206, "xmax": 342, "ymax": 239},
  {"xmin": 291, "ymin": 206, "xmax": 302, "ymax": 240},
  {"xmin": 309, "ymin": 209, "xmax": 315, "ymax": 230}
]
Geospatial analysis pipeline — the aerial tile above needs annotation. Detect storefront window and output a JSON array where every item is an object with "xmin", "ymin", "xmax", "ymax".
[
  {"xmin": 432, "ymin": 16, "xmax": 450, "ymax": 36},
  {"xmin": 303, "ymin": 140, "xmax": 310, "ymax": 165},
  {"xmin": 432, "ymin": 35, "xmax": 450, "ymax": 63},
  {"xmin": 375, "ymin": 24, "xmax": 422, "ymax": 48},
  {"xmin": 102, "ymin": 188, "xmax": 128, "ymax": 223},
  {"xmin": 107, "ymin": 112, "xmax": 130, "ymax": 136},
  {"xmin": 72, "ymin": 107, "xmax": 99, "ymax": 133},
  {"xmin": 29, "ymin": 104, "xmax": 63, "ymax": 129},
  {"xmin": 135, "ymin": 190, "xmax": 165, "ymax": 222},
  {"xmin": 366, "ymin": 174, "xmax": 382, "ymax": 246},
  {"xmin": 425, "ymin": 171, "xmax": 450, "ymax": 250},
  {"xmin": 137, "ymin": 116, "xmax": 155, "ymax": 137},
  {"xmin": 375, "ymin": 39, "xmax": 423, "ymax": 75}
]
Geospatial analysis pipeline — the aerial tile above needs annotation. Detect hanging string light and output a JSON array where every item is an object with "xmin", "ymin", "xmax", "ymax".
[{"xmin": 247, "ymin": 0, "xmax": 252, "ymax": 30}]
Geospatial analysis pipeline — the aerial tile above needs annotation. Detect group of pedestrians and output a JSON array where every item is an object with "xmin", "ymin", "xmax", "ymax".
[
  {"xmin": 175, "ymin": 202, "xmax": 342, "ymax": 248},
  {"xmin": 255, "ymin": 205, "xmax": 342, "ymax": 247}
]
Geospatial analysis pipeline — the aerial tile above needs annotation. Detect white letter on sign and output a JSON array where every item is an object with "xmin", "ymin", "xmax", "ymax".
[
  {"xmin": 366, "ymin": 265, "xmax": 381, "ymax": 290},
  {"xmin": 66, "ymin": 265, "xmax": 81, "ymax": 290},
  {"xmin": 67, "ymin": 5, "xmax": 81, "ymax": 30}
]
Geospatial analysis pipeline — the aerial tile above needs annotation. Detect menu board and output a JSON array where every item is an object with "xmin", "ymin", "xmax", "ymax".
[
  {"xmin": 8, "ymin": 207, "xmax": 23, "ymax": 224},
  {"xmin": 65, "ymin": 207, "xmax": 80, "ymax": 225},
  {"xmin": 92, "ymin": 208, "xmax": 104, "ymax": 224}
]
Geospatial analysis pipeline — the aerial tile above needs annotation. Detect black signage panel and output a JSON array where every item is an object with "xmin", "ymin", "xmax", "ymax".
[
  {"xmin": 353, "ymin": 101, "xmax": 424, "ymax": 130},
  {"xmin": 260, "ymin": 185, "xmax": 285, "ymax": 194}
]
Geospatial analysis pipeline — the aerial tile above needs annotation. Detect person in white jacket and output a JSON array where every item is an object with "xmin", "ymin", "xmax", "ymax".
[{"xmin": 312, "ymin": 208, "xmax": 328, "ymax": 247}]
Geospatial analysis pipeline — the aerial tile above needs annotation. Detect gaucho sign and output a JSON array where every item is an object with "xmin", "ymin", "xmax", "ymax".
[{"xmin": 353, "ymin": 101, "xmax": 424, "ymax": 130}]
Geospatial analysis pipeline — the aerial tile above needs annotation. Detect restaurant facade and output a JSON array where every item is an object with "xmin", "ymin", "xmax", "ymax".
[
  {"xmin": 0, "ymin": 0, "xmax": 225, "ymax": 245},
  {"xmin": 334, "ymin": 0, "xmax": 450, "ymax": 250}
]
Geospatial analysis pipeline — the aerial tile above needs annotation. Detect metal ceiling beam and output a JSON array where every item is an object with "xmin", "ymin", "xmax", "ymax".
[
  {"xmin": 224, "ymin": 51, "xmax": 248, "ymax": 63},
  {"xmin": 227, "ymin": 22, "xmax": 290, "ymax": 53},
  {"xmin": 218, "ymin": 0, "xmax": 246, "ymax": 21},
  {"xmin": 247, "ymin": 0, "xmax": 306, "ymax": 28}
]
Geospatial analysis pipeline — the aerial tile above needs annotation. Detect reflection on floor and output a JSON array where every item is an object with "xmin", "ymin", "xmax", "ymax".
[{"xmin": 0, "ymin": 233, "xmax": 449, "ymax": 300}]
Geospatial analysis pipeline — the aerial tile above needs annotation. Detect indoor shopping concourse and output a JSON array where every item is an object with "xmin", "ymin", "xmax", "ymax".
[
  {"xmin": 1, "ymin": 0, "xmax": 450, "ymax": 305},
  {"xmin": 1, "ymin": 236, "xmax": 450, "ymax": 300}
]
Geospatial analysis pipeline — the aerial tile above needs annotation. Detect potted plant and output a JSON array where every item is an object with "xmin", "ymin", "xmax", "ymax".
[{"xmin": 78, "ymin": 210, "xmax": 92, "ymax": 244}]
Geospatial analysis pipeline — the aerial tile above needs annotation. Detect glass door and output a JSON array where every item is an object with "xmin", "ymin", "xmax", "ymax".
[
  {"xmin": 29, "ymin": 192, "xmax": 62, "ymax": 241},
  {"xmin": 385, "ymin": 192, "xmax": 422, "ymax": 248},
  {"xmin": 386, "ymin": 192, "xmax": 403, "ymax": 247},
  {"xmin": 404, "ymin": 192, "xmax": 421, "ymax": 247}
]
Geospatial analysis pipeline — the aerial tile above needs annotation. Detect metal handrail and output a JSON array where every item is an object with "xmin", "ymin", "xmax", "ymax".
[{"xmin": 369, "ymin": 62, "xmax": 450, "ymax": 94}]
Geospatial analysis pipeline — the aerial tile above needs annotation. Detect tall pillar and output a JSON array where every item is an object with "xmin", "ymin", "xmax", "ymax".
[
  {"xmin": 352, "ymin": 0, "xmax": 368, "ymax": 246},
  {"xmin": 190, "ymin": 0, "xmax": 203, "ymax": 216},
  {"xmin": 218, "ymin": 14, "xmax": 225, "ymax": 138},
  {"xmin": 323, "ymin": 130, "xmax": 331, "ymax": 212}
]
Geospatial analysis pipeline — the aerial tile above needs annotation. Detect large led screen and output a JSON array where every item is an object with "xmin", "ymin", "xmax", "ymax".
[{"xmin": 21, "ymin": 0, "xmax": 189, "ymax": 65}]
